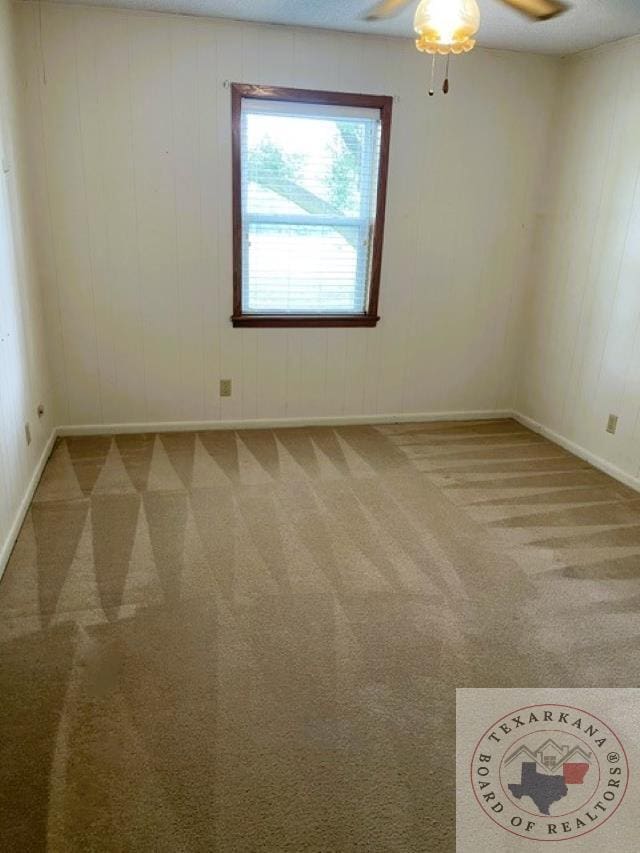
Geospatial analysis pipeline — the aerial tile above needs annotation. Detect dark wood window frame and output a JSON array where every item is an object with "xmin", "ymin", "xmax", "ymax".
[{"xmin": 231, "ymin": 83, "xmax": 393, "ymax": 328}]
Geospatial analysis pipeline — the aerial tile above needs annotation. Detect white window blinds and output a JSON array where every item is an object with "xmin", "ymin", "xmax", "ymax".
[{"xmin": 240, "ymin": 98, "xmax": 382, "ymax": 315}]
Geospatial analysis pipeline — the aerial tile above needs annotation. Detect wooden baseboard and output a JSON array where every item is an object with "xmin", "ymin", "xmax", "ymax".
[
  {"xmin": 0, "ymin": 428, "xmax": 57, "ymax": 580},
  {"xmin": 56, "ymin": 409, "xmax": 514, "ymax": 436},
  {"xmin": 513, "ymin": 411, "xmax": 640, "ymax": 495}
]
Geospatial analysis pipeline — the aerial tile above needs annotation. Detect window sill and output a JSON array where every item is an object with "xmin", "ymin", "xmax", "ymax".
[{"xmin": 231, "ymin": 314, "xmax": 380, "ymax": 328}]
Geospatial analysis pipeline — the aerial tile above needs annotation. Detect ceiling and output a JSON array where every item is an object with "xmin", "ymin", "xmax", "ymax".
[{"xmin": 48, "ymin": 0, "xmax": 640, "ymax": 55}]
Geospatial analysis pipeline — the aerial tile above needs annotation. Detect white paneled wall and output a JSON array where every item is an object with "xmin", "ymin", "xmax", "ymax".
[
  {"xmin": 516, "ymin": 36, "xmax": 640, "ymax": 486},
  {"xmin": 0, "ymin": 0, "xmax": 56, "ymax": 570},
  {"xmin": 16, "ymin": 3, "xmax": 559, "ymax": 429}
]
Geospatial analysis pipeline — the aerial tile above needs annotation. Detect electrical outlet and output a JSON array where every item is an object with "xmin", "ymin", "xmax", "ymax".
[
  {"xmin": 220, "ymin": 379, "xmax": 232, "ymax": 398},
  {"xmin": 606, "ymin": 414, "xmax": 618, "ymax": 435},
  {"xmin": 25, "ymin": 423, "xmax": 31, "ymax": 446}
]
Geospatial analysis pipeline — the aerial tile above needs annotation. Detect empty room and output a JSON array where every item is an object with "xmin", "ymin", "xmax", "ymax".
[{"xmin": 1, "ymin": 0, "xmax": 640, "ymax": 849}]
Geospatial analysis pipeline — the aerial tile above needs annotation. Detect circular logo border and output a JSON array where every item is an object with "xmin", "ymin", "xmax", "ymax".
[{"xmin": 469, "ymin": 703, "xmax": 630, "ymax": 843}]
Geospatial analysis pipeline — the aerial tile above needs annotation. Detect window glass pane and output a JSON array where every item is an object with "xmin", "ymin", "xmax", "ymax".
[
  {"xmin": 245, "ymin": 114, "xmax": 375, "ymax": 218},
  {"xmin": 244, "ymin": 223, "xmax": 364, "ymax": 314},
  {"xmin": 240, "ymin": 100, "xmax": 381, "ymax": 315}
]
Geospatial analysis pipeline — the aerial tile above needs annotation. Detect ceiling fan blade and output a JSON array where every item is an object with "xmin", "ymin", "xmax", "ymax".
[
  {"xmin": 363, "ymin": 0, "xmax": 415, "ymax": 21},
  {"xmin": 500, "ymin": 0, "xmax": 568, "ymax": 21}
]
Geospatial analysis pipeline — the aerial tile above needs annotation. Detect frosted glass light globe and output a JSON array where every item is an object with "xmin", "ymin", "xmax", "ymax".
[{"xmin": 414, "ymin": 0, "xmax": 481, "ymax": 55}]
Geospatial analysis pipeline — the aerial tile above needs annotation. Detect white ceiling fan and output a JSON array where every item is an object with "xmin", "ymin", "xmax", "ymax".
[
  {"xmin": 365, "ymin": 0, "xmax": 568, "ymax": 55},
  {"xmin": 364, "ymin": 0, "xmax": 568, "ymax": 94},
  {"xmin": 366, "ymin": 0, "xmax": 568, "ymax": 26}
]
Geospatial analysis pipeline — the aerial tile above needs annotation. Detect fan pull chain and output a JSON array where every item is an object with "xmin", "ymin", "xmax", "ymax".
[
  {"xmin": 428, "ymin": 54, "xmax": 436, "ymax": 96},
  {"xmin": 443, "ymin": 55, "xmax": 450, "ymax": 94}
]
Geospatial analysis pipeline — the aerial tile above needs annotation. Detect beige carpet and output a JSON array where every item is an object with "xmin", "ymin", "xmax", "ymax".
[{"xmin": 1, "ymin": 419, "xmax": 639, "ymax": 851}]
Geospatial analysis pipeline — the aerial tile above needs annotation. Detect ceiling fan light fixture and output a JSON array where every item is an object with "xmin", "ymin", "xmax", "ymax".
[{"xmin": 414, "ymin": 0, "xmax": 481, "ymax": 55}]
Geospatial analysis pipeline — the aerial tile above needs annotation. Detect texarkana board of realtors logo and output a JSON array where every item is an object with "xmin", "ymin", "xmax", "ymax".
[{"xmin": 470, "ymin": 703, "xmax": 629, "ymax": 841}]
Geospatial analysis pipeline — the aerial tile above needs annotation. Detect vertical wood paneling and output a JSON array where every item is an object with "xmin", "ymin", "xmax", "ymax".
[
  {"xmin": 128, "ymin": 14, "xmax": 181, "ymax": 422},
  {"xmin": 16, "ymin": 3, "xmax": 68, "ymax": 427},
  {"xmin": 87, "ymin": 8, "xmax": 147, "ymax": 423},
  {"xmin": 0, "ymin": 0, "xmax": 56, "ymax": 570},
  {"xmin": 39, "ymin": 3, "xmax": 102, "ymax": 424},
  {"xmin": 171, "ymin": 17, "xmax": 207, "ymax": 421},
  {"xmin": 17, "ymin": 4, "xmax": 559, "ymax": 430},
  {"xmin": 213, "ymin": 21, "xmax": 242, "ymax": 422},
  {"xmin": 196, "ymin": 22, "xmax": 221, "ymax": 422},
  {"xmin": 74, "ymin": 7, "xmax": 117, "ymax": 422},
  {"xmin": 517, "ymin": 36, "xmax": 640, "ymax": 483}
]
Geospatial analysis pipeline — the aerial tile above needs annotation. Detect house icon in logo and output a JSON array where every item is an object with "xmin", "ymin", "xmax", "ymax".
[{"xmin": 536, "ymin": 739, "xmax": 569, "ymax": 769}]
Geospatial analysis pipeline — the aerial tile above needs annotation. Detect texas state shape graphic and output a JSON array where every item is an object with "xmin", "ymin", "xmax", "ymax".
[{"xmin": 508, "ymin": 762, "xmax": 589, "ymax": 816}]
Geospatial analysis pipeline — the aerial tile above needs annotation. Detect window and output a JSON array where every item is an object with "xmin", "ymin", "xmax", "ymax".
[{"xmin": 231, "ymin": 84, "xmax": 392, "ymax": 327}]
